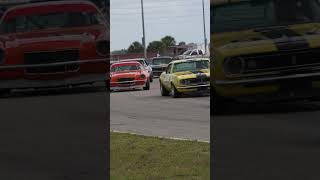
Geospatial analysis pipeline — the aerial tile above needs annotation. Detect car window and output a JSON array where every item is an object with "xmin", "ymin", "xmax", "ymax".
[
  {"xmin": 152, "ymin": 58, "xmax": 172, "ymax": 65},
  {"xmin": 166, "ymin": 64, "xmax": 172, "ymax": 74},
  {"xmin": 182, "ymin": 50, "xmax": 192, "ymax": 55},
  {"xmin": 191, "ymin": 51, "xmax": 198, "ymax": 55},
  {"xmin": 172, "ymin": 60, "xmax": 209, "ymax": 73},
  {"xmin": 111, "ymin": 65, "xmax": 140, "ymax": 72}
]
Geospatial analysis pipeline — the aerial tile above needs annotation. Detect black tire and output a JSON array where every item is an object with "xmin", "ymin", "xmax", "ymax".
[
  {"xmin": 150, "ymin": 73, "xmax": 153, "ymax": 82},
  {"xmin": 171, "ymin": 83, "xmax": 181, "ymax": 98},
  {"xmin": 143, "ymin": 80, "xmax": 150, "ymax": 90},
  {"xmin": 160, "ymin": 81, "xmax": 170, "ymax": 96}
]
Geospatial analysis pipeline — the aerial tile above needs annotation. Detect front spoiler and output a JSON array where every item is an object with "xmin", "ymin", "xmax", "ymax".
[{"xmin": 110, "ymin": 85, "xmax": 144, "ymax": 91}]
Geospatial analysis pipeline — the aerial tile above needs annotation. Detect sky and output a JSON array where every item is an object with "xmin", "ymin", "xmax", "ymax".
[{"xmin": 110, "ymin": 0, "xmax": 210, "ymax": 51}]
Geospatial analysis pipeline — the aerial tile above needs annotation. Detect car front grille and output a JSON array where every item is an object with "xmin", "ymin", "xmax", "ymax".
[
  {"xmin": 242, "ymin": 48, "xmax": 320, "ymax": 74},
  {"xmin": 24, "ymin": 49, "xmax": 80, "ymax": 74},
  {"xmin": 118, "ymin": 77, "xmax": 134, "ymax": 82},
  {"xmin": 189, "ymin": 76, "xmax": 210, "ymax": 85}
]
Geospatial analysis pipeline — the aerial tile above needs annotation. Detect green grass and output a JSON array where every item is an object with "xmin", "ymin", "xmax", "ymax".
[{"xmin": 110, "ymin": 132, "xmax": 210, "ymax": 180}]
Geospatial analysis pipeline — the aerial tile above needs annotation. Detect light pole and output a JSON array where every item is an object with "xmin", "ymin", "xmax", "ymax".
[
  {"xmin": 141, "ymin": 0, "xmax": 147, "ymax": 59},
  {"xmin": 202, "ymin": 0, "xmax": 207, "ymax": 55}
]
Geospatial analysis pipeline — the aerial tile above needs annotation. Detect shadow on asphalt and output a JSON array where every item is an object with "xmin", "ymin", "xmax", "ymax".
[
  {"xmin": 214, "ymin": 101, "xmax": 320, "ymax": 116},
  {"xmin": 0, "ymin": 85, "xmax": 107, "ymax": 99}
]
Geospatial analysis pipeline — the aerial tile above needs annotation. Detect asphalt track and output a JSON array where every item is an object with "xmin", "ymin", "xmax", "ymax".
[
  {"xmin": 0, "ymin": 86, "xmax": 108, "ymax": 180},
  {"xmin": 213, "ymin": 101, "xmax": 320, "ymax": 180},
  {"xmin": 110, "ymin": 79, "xmax": 210, "ymax": 142}
]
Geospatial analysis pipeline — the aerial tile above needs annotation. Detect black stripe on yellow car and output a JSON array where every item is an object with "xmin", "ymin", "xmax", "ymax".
[{"xmin": 254, "ymin": 27, "xmax": 310, "ymax": 51}]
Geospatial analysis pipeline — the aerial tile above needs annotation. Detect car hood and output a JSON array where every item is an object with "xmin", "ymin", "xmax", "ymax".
[
  {"xmin": 212, "ymin": 23, "xmax": 320, "ymax": 57},
  {"xmin": 111, "ymin": 71, "xmax": 141, "ymax": 78},
  {"xmin": 173, "ymin": 69, "xmax": 209, "ymax": 79},
  {"xmin": 0, "ymin": 27, "xmax": 104, "ymax": 51}
]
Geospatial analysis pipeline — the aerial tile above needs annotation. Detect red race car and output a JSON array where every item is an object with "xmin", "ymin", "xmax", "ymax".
[
  {"xmin": 0, "ymin": 0, "xmax": 109, "ymax": 92},
  {"xmin": 110, "ymin": 61, "xmax": 150, "ymax": 91}
]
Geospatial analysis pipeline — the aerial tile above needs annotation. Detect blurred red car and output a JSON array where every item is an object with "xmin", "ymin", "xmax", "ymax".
[
  {"xmin": 110, "ymin": 61, "xmax": 150, "ymax": 91},
  {"xmin": 0, "ymin": 0, "xmax": 109, "ymax": 92}
]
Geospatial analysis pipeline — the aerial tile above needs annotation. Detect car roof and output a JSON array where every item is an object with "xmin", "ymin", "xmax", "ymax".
[{"xmin": 170, "ymin": 58, "xmax": 210, "ymax": 64}]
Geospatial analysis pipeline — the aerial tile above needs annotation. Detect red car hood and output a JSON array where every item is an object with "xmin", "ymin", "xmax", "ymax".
[
  {"xmin": 111, "ymin": 71, "xmax": 141, "ymax": 78},
  {"xmin": 0, "ymin": 26, "xmax": 105, "ymax": 51}
]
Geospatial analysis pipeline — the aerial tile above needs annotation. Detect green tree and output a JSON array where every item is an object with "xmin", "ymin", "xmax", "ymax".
[
  {"xmin": 161, "ymin": 36, "xmax": 176, "ymax": 50},
  {"xmin": 178, "ymin": 41, "xmax": 186, "ymax": 46},
  {"xmin": 127, "ymin": 41, "xmax": 144, "ymax": 53},
  {"xmin": 147, "ymin": 41, "xmax": 165, "ymax": 53}
]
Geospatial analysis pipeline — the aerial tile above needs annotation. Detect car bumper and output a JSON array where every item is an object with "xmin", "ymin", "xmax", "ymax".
[
  {"xmin": 214, "ymin": 72, "xmax": 320, "ymax": 102},
  {"xmin": 110, "ymin": 80, "xmax": 146, "ymax": 91},
  {"xmin": 176, "ymin": 84, "xmax": 210, "ymax": 93},
  {"xmin": 0, "ymin": 73, "xmax": 107, "ymax": 89}
]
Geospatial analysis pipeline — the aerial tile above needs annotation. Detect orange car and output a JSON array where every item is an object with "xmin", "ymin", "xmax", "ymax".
[
  {"xmin": 0, "ymin": 0, "xmax": 109, "ymax": 92},
  {"xmin": 110, "ymin": 61, "xmax": 150, "ymax": 91}
]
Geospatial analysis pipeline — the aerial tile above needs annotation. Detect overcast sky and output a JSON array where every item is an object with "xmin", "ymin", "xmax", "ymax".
[{"xmin": 110, "ymin": 0, "xmax": 210, "ymax": 51}]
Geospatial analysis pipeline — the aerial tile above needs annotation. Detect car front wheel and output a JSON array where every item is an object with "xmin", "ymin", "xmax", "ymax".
[
  {"xmin": 171, "ymin": 83, "xmax": 181, "ymax": 98},
  {"xmin": 143, "ymin": 80, "xmax": 150, "ymax": 90}
]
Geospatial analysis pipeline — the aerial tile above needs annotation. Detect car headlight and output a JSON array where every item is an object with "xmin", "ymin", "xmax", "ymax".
[
  {"xmin": 96, "ymin": 40, "xmax": 109, "ymax": 56},
  {"xmin": 180, "ymin": 79, "xmax": 190, "ymax": 85},
  {"xmin": 224, "ymin": 57, "xmax": 245, "ymax": 75}
]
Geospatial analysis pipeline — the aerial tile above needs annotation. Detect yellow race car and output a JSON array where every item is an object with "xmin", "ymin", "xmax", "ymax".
[
  {"xmin": 159, "ymin": 58, "xmax": 210, "ymax": 98},
  {"xmin": 211, "ymin": 0, "xmax": 320, "ymax": 112}
]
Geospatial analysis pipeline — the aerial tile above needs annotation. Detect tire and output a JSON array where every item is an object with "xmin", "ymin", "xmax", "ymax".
[
  {"xmin": 150, "ymin": 73, "xmax": 153, "ymax": 82},
  {"xmin": 160, "ymin": 81, "xmax": 170, "ymax": 96},
  {"xmin": 171, "ymin": 83, "xmax": 181, "ymax": 98},
  {"xmin": 143, "ymin": 80, "xmax": 150, "ymax": 90}
]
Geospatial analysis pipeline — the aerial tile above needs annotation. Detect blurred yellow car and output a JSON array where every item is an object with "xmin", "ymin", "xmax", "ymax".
[
  {"xmin": 159, "ymin": 58, "xmax": 210, "ymax": 98},
  {"xmin": 211, "ymin": 0, "xmax": 320, "ymax": 112}
]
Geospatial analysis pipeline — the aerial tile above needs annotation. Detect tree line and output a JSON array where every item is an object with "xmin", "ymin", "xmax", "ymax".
[{"xmin": 112, "ymin": 36, "xmax": 187, "ymax": 54}]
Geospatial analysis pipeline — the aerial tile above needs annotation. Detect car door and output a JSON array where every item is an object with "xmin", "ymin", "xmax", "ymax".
[{"xmin": 162, "ymin": 63, "xmax": 172, "ymax": 89}]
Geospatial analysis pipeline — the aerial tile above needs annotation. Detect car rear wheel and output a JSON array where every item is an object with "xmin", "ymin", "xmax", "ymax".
[
  {"xmin": 143, "ymin": 80, "xmax": 150, "ymax": 90},
  {"xmin": 171, "ymin": 83, "xmax": 181, "ymax": 98},
  {"xmin": 160, "ymin": 81, "xmax": 170, "ymax": 96}
]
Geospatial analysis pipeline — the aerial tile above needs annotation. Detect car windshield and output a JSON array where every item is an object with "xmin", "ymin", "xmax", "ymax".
[
  {"xmin": 211, "ymin": 0, "xmax": 320, "ymax": 33},
  {"xmin": 172, "ymin": 60, "xmax": 209, "ymax": 73},
  {"xmin": 152, "ymin": 58, "xmax": 172, "ymax": 65},
  {"xmin": 182, "ymin": 50, "xmax": 192, "ymax": 55},
  {"xmin": 111, "ymin": 65, "xmax": 140, "ymax": 72},
  {"xmin": 0, "ymin": 11, "xmax": 104, "ymax": 34}
]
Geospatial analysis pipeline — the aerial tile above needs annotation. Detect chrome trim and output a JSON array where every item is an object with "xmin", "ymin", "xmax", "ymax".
[{"xmin": 215, "ymin": 72, "xmax": 320, "ymax": 85}]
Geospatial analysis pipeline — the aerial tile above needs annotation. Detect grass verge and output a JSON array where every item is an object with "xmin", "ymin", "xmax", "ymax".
[{"xmin": 110, "ymin": 132, "xmax": 210, "ymax": 180}]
